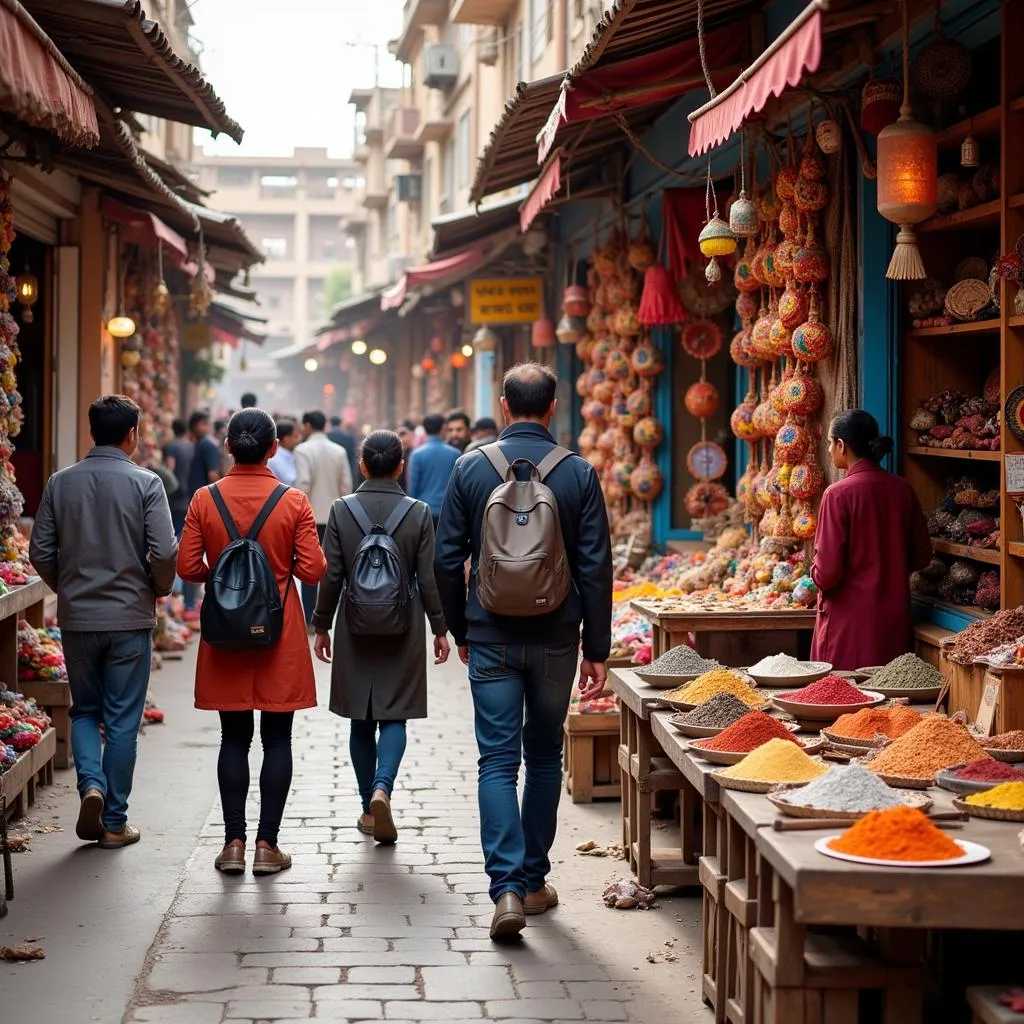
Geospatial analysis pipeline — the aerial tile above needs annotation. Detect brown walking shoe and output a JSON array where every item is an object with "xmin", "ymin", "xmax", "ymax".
[
  {"xmin": 252, "ymin": 844, "xmax": 292, "ymax": 875},
  {"xmin": 76, "ymin": 788, "xmax": 105, "ymax": 842},
  {"xmin": 98, "ymin": 824, "xmax": 141, "ymax": 849},
  {"xmin": 489, "ymin": 892, "xmax": 526, "ymax": 941},
  {"xmin": 215, "ymin": 841, "xmax": 246, "ymax": 874},
  {"xmin": 524, "ymin": 883, "xmax": 559, "ymax": 916},
  {"xmin": 370, "ymin": 789, "xmax": 397, "ymax": 845},
  {"xmin": 356, "ymin": 813, "xmax": 375, "ymax": 836}
]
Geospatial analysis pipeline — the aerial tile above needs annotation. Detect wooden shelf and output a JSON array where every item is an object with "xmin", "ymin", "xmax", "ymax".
[
  {"xmin": 931, "ymin": 539, "xmax": 1001, "ymax": 565},
  {"xmin": 919, "ymin": 199, "xmax": 1001, "ymax": 233},
  {"xmin": 1009, "ymin": 542, "xmax": 1024, "ymax": 559},
  {"xmin": 914, "ymin": 595, "xmax": 992, "ymax": 621},
  {"xmin": 1010, "ymin": 95, "xmax": 1024, "ymax": 116},
  {"xmin": 906, "ymin": 446, "xmax": 1001, "ymax": 462},
  {"xmin": 908, "ymin": 319, "xmax": 1000, "ymax": 338},
  {"xmin": 934, "ymin": 105, "xmax": 1002, "ymax": 148},
  {"xmin": 1009, "ymin": 315, "xmax": 1024, "ymax": 328}
]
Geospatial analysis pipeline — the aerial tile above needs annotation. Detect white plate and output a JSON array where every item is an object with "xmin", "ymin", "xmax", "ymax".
[
  {"xmin": 813, "ymin": 836, "xmax": 991, "ymax": 868},
  {"xmin": 747, "ymin": 662, "xmax": 832, "ymax": 688}
]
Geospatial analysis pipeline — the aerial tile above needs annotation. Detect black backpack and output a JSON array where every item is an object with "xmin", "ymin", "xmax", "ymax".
[
  {"xmin": 201, "ymin": 483, "xmax": 291, "ymax": 650},
  {"xmin": 342, "ymin": 494, "xmax": 415, "ymax": 636}
]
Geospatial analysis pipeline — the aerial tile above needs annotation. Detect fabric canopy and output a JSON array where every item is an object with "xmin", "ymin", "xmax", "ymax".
[
  {"xmin": 520, "ymin": 153, "xmax": 561, "ymax": 232},
  {"xmin": 100, "ymin": 194, "xmax": 189, "ymax": 262},
  {"xmin": 687, "ymin": 3, "xmax": 825, "ymax": 156},
  {"xmin": 538, "ymin": 24, "xmax": 748, "ymax": 165},
  {"xmin": 0, "ymin": 0, "xmax": 98, "ymax": 147},
  {"xmin": 381, "ymin": 244, "xmax": 486, "ymax": 312}
]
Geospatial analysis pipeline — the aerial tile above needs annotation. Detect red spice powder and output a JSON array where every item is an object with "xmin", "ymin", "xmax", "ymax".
[
  {"xmin": 781, "ymin": 675, "xmax": 872, "ymax": 705},
  {"xmin": 951, "ymin": 759, "xmax": 1024, "ymax": 782},
  {"xmin": 699, "ymin": 710, "xmax": 800, "ymax": 752}
]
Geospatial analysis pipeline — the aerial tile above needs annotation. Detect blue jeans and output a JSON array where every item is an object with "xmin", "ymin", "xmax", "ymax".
[
  {"xmin": 469, "ymin": 641, "xmax": 579, "ymax": 903},
  {"xmin": 63, "ymin": 630, "xmax": 153, "ymax": 832},
  {"xmin": 349, "ymin": 719, "xmax": 407, "ymax": 813}
]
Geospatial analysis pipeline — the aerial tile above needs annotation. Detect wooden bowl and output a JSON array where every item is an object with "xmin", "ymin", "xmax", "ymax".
[
  {"xmin": 771, "ymin": 690, "xmax": 885, "ymax": 722},
  {"xmin": 687, "ymin": 729, "xmax": 813, "ymax": 766},
  {"xmin": 747, "ymin": 662, "xmax": 832, "ymax": 689}
]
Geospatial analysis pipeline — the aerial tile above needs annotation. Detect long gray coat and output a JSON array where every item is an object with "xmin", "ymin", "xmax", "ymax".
[{"xmin": 312, "ymin": 478, "xmax": 445, "ymax": 721}]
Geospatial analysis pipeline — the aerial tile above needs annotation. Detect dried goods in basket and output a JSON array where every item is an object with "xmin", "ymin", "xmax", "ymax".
[{"xmin": 944, "ymin": 278, "xmax": 993, "ymax": 322}]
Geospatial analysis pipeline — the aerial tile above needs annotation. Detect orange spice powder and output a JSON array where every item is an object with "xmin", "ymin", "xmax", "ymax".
[
  {"xmin": 868, "ymin": 715, "xmax": 989, "ymax": 779},
  {"xmin": 830, "ymin": 705, "xmax": 922, "ymax": 741},
  {"xmin": 828, "ymin": 806, "xmax": 963, "ymax": 861}
]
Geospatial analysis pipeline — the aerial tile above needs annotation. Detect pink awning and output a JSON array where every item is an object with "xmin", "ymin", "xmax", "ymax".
[
  {"xmin": 687, "ymin": 2, "xmax": 826, "ymax": 157},
  {"xmin": 520, "ymin": 153, "xmax": 561, "ymax": 233},
  {"xmin": 381, "ymin": 244, "xmax": 486, "ymax": 311},
  {"xmin": 0, "ymin": 0, "xmax": 98, "ymax": 147},
  {"xmin": 538, "ymin": 25, "xmax": 748, "ymax": 165},
  {"xmin": 100, "ymin": 195, "xmax": 190, "ymax": 262}
]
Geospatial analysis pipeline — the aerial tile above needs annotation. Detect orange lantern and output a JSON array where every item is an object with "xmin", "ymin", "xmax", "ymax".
[
  {"xmin": 531, "ymin": 317, "xmax": 556, "ymax": 348},
  {"xmin": 684, "ymin": 381, "xmax": 720, "ymax": 419},
  {"xmin": 421, "ymin": 355, "xmax": 436, "ymax": 372},
  {"xmin": 450, "ymin": 350, "xmax": 468, "ymax": 369}
]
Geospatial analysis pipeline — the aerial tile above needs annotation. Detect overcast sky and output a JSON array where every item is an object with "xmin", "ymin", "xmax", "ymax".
[{"xmin": 189, "ymin": 0, "xmax": 406, "ymax": 158}]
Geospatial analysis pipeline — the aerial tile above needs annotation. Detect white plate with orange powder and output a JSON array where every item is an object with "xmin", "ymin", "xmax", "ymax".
[{"xmin": 814, "ymin": 836, "xmax": 991, "ymax": 868}]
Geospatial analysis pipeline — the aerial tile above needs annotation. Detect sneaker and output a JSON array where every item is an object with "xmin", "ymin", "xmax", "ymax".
[
  {"xmin": 98, "ymin": 824, "xmax": 141, "ymax": 849},
  {"xmin": 75, "ymin": 788, "xmax": 105, "ymax": 842},
  {"xmin": 524, "ymin": 883, "xmax": 559, "ymax": 916}
]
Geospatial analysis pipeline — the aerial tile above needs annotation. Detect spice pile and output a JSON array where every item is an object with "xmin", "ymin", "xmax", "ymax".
[
  {"xmin": 748, "ymin": 653, "xmax": 811, "ymax": 677},
  {"xmin": 945, "ymin": 607, "xmax": 1024, "ymax": 665},
  {"xmin": 829, "ymin": 706, "xmax": 922, "ymax": 742},
  {"xmin": 779, "ymin": 676, "xmax": 872, "ymax": 705},
  {"xmin": 982, "ymin": 730, "xmax": 1024, "ymax": 751},
  {"xmin": 665, "ymin": 670, "xmax": 763, "ymax": 707},
  {"xmin": 674, "ymin": 692, "xmax": 751, "ymax": 729},
  {"xmin": 787, "ymin": 763, "xmax": 907, "ymax": 813},
  {"xmin": 695, "ymin": 711, "xmax": 799, "ymax": 753},
  {"xmin": 869, "ymin": 654, "xmax": 943, "ymax": 690},
  {"xmin": 827, "ymin": 807, "xmax": 963, "ymax": 862},
  {"xmin": 950, "ymin": 760, "xmax": 1024, "ymax": 783},
  {"xmin": 868, "ymin": 715, "xmax": 990, "ymax": 779},
  {"xmin": 719, "ymin": 738, "xmax": 826, "ymax": 784},
  {"xmin": 640, "ymin": 644, "xmax": 720, "ymax": 678},
  {"xmin": 964, "ymin": 781, "xmax": 1024, "ymax": 809}
]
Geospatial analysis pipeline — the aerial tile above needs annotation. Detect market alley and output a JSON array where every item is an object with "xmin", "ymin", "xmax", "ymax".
[{"xmin": 1, "ymin": 644, "xmax": 706, "ymax": 1024}]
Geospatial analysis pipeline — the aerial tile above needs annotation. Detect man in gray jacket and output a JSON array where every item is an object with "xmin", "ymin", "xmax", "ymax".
[{"xmin": 30, "ymin": 395, "xmax": 177, "ymax": 849}]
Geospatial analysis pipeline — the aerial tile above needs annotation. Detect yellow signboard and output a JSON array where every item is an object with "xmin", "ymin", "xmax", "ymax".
[
  {"xmin": 467, "ymin": 277, "xmax": 543, "ymax": 325},
  {"xmin": 183, "ymin": 322, "xmax": 210, "ymax": 351}
]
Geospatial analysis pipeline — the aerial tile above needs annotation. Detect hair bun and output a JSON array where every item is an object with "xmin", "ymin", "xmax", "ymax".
[{"xmin": 868, "ymin": 435, "xmax": 894, "ymax": 460}]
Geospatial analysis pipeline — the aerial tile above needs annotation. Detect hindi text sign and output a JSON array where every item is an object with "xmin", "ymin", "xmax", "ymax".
[{"xmin": 467, "ymin": 277, "xmax": 543, "ymax": 325}]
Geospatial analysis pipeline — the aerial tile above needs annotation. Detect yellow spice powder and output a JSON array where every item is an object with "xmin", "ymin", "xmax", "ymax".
[
  {"xmin": 678, "ymin": 670, "xmax": 762, "ymax": 706},
  {"xmin": 720, "ymin": 738, "xmax": 828, "ymax": 783},
  {"xmin": 965, "ymin": 781, "xmax": 1024, "ymax": 810}
]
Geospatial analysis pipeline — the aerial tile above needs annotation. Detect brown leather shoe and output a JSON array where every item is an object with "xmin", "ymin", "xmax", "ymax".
[
  {"xmin": 215, "ymin": 841, "xmax": 246, "ymax": 874},
  {"xmin": 76, "ymin": 788, "xmax": 105, "ymax": 842},
  {"xmin": 356, "ymin": 813, "xmax": 375, "ymax": 836},
  {"xmin": 489, "ymin": 892, "xmax": 526, "ymax": 941},
  {"xmin": 370, "ymin": 789, "xmax": 397, "ymax": 845},
  {"xmin": 524, "ymin": 883, "xmax": 559, "ymax": 916},
  {"xmin": 252, "ymin": 845, "xmax": 292, "ymax": 875},
  {"xmin": 98, "ymin": 824, "xmax": 141, "ymax": 849}
]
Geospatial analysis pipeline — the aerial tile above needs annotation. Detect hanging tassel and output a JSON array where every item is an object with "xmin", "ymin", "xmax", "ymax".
[
  {"xmin": 885, "ymin": 226, "xmax": 927, "ymax": 280},
  {"xmin": 638, "ymin": 264, "xmax": 686, "ymax": 325}
]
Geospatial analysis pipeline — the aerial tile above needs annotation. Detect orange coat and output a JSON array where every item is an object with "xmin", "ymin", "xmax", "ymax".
[{"xmin": 177, "ymin": 465, "xmax": 327, "ymax": 712}]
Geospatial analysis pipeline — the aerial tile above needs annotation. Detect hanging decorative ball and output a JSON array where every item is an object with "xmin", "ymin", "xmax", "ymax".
[
  {"xmin": 626, "ymin": 386, "xmax": 652, "ymax": 419},
  {"xmin": 751, "ymin": 243, "xmax": 771, "ymax": 287},
  {"xmin": 794, "ymin": 177, "xmax": 829, "ymax": 214},
  {"xmin": 630, "ymin": 457, "xmax": 664, "ymax": 502},
  {"xmin": 733, "ymin": 250, "xmax": 760, "ymax": 293},
  {"xmin": 631, "ymin": 338, "xmax": 664, "ymax": 378},
  {"xmin": 586, "ymin": 307, "xmax": 605, "ymax": 334},
  {"xmin": 705, "ymin": 257, "xmax": 722, "ymax": 284},
  {"xmin": 531, "ymin": 317, "xmax": 557, "ymax": 348},
  {"xmin": 816, "ymin": 119, "xmax": 842, "ymax": 154},
  {"xmin": 792, "ymin": 503, "xmax": 818, "ymax": 540},
  {"xmin": 563, "ymin": 284, "xmax": 591, "ymax": 317},
  {"xmin": 604, "ymin": 345, "xmax": 631, "ymax": 381},
  {"xmin": 586, "ymin": 366, "xmax": 607, "ymax": 392},
  {"xmin": 681, "ymin": 319, "xmax": 723, "ymax": 359},
  {"xmin": 594, "ymin": 283, "xmax": 611, "ymax": 312},
  {"xmin": 684, "ymin": 380, "xmax": 720, "ymax": 419},
  {"xmin": 606, "ymin": 277, "xmax": 632, "ymax": 309},
  {"xmin": 750, "ymin": 307, "xmax": 775, "ymax": 362},
  {"xmin": 576, "ymin": 371, "xmax": 593, "ymax": 399},
  {"xmin": 585, "ymin": 449, "xmax": 607, "ymax": 472},
  {"xmin": 597, "ymin": 427, "xmax": 617, "ymax": 454},
  {"xmin": 736, "ymin": 289, "xmax": 758, "ymax": 320},
  {"xmin": 774, "ymin": 239, "xmax": 797, "ymax": 277},
  {"xmin": 778, "ymin": 284, "xmax": 810, "ymax": 329},
  {"xmin": 698, "ymin": 215, "xmax": 737, "ymax": 258},
  {"xmin": 620, "ymin": 370, "xmax": 640, "ymax": 396},
  {"xmin": 793, "ymin": 230, "xmax": 830, "ymax": 284},
  {"xmin": 613, "ymin": 303, "xmax": 642, "ymax": 337},
  {"xmin": 685, "ymin": 481, "xmax": 731, "ymax": 518},
  {"xmin": 576, "ymin": 334, "xmax": 595, "ymax": 363},
  {"xmin": 782, "ymin": 372, "xmax": 824, "ymax": 416},
  {"xmin": 151, "ymin": 278, "xmax": 171, "ymax": 316},
  {"xmin": 800, "ymin": 145, "xmax": 827, "ymax": 182},
  {"xmin": 755, "ymin": 395, "xmax": 783, "ymax": 439},
  {"xmin": 775, "ymin": 420, "xmax": 811, "ymax": 463},
  {"xmin": 578, "ymin": 426, "xmax": 600, "ymax": 453},
  {"xmin": 775, "ymin": 166, "xmax": 800, "ymax": 204},
  {"xmin": 611, "ymin": 393, "xmax": 634, "ymax": 429},
  {"xmin": 583, "ymin": 400, "xmax": 608, "ymax": 423},
  {"xmin": 730, "ymin": 395, "xmax": 758, "ymax": 441},
  {"xmin": 591, "ymin": 337, "xmax": 613, "ymax": 367},
  {"xmin": 628, "ymin": 238, "xmax": 656, "ymax": 273},
  {"xmin": 729, "ymin": 192, "xmax": 759, "ymax": 238},
  {"xmin": 555, "ymin": 314, "xmax": 582, "ymax": 345},
  {"xmin": 769, "ymin": 370, "xmax": 789, "ymax": 413},
  {"xmin": 756, "ymin": 465, "xmax": 782, "ymax": 509},
  {"xmin": 121, "ymin": 348, "xmax": 142, "ymax": 369},
  {"xmin": 860, "ymin": 77, "xmax": 902, "ymax": 135},
  {"xmin": 633, "ymin": 416, "xmax": 665, "ymax": 450},
  {"xmin": 779, "ymin": 203, "xmax": 800, "ymax": 239},
  {"xmin": 769, "ymin": 316, "xmax": 794, "ymax": 358},
  {"xmin": 789, "ymin": 461, "xmax": 825, "ymax": 501},
  {"xmin": 762, "ymin": 248, "xmax": 786, "ymax": 289},
  {"xmin": 612, "ymin": 458, "xmax": 637, "ymax": 490},
  {"xmin": 774, "ymin": 506, "xmax": 797, "ymax": 540},
  {"xmin": 592, "ymin": 379, "xmax": 615, "ymax": 405},
  {"xmin": 729, "ymin": 328, "xmax": 758, "ymax": 369},
  {"xmin": 792, "ymin": 298, "xmax": 834, "ymax": 363}
]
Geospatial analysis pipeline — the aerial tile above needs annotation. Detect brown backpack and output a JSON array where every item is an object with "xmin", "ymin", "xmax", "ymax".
[{"xmin": 476, "ymin": 443, "xmax": 573, "ymax": 617}]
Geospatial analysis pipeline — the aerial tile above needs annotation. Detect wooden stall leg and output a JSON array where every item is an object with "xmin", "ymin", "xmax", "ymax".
[
  {"xmin": 22, "ymin": 597, "xmax": 44, "ymax": 627},
  {"xmin": 771, "ymin": 877, "xmax": 806, "ymax": 988},
  {"xmin": 769, "ymin": 987, "xmax": 806, "ymax": 1024},
  {"xmin": 572, "ymin": 735, "xmax": 594, "ymax": 804},
  {"xmin": 634, "ymin": 722, "xmax": 654, "ymax": 887},
  {"xmin": 822, "ymin": 991, "xmax": 858, "ymax": 1024},
  {"xmin": 682, "ymin": 777, "xmax": 699, "ymax": 865}
]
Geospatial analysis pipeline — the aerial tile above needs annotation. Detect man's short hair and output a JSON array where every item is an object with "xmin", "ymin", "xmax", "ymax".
[
  {"xmin": 302, "ymin": 410, "xmax": 327, "ymax": 432},
  {"xmin": 503, "ymin": 362, "xmax": 557, "ymax": 419},
  {"xmin": 472, "ymin": 416, "xmax": 497, "ymax": 434},
  {"xmin": 445, "ymin": 409, "xmax": 470, "ymax": 428},
  {"xmin": 172, "ymin": 418, "xmax": 187, "ymax": 437},
  {"xmin": 422, "ymin": 412, "xmax": 445, "ymax": 436},
  {"xmin": 213, "ymin": 419, "xmax": 227, "ymax": 433},
  {"xmin": 188, "ymin": 410, "xmax": 209, "ymax": 433},
  {"xmin": 329, "ymin": 415, "xmax": 342, "ymax": 427},
  {"xmin": 400, "ymin": 418, "xmax": 416, "ymax": 431},
  {"xmin": 240, "ymin": 392, "xmax": 258, "ymax": 409},
  {"xmin": 277, "ymin": 419, "xmax": 297, "ymax": 441},
  {"xmin": 89, "ymin": 394, "xmax": 140, "ymax": 447}
]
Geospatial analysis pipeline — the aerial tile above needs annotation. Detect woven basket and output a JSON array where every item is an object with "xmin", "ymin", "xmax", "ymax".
[
  {"xmin": 822, "ymin": 728, "xmax": 889, "ymax": 750},
  {"xmin": 635, "ymin": 670, "xmax": 703, "ymax": 690},
  {"xmin": 667, "ymin": 716, "xmax": 729, "ymax": 739},
  {"xmin": 913, "ymin": 35, "xmax": 972, "ymax": 100},
  {"xmin": 767, "ymin": 786, "xmax": 933, "ymax": 820},
  {"xmin": 937, "ymin": 173, "xmax": 960, "ymax": 214},
  {"xmin": 955, "ymin": 257, "xmax": 988, "ymax": 282},
  {"xmin": 945, "ymin": 279, "xmax": 992, "ymax": 322},
  {"xmin": 952, "ymin": 796, "xmax": 1024, "ymax": 822},
  {"xmin": 689, "ymin": 733, "xmax": 819, "ymax": 767},
  {"xmin": 868, "ymin": 769, "xmax": 935, "ymax": 790},
  {"xmin": 712, "ymin": 771, "xmax": 784, "ymax": 794},
  {"xmin": 982, "ymin": 746, "xmax": 1024, "ymax": 763}
]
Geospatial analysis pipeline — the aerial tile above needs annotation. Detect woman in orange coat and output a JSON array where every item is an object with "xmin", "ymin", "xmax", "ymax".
[{"xmin": 178, "ymin": 408, "xmax": 326, "ymax": 876}]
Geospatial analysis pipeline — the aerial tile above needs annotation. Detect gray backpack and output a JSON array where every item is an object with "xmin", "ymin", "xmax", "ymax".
[{"xmin": 476, "ymin": 443, "xmax": 572, "ymax": 617}]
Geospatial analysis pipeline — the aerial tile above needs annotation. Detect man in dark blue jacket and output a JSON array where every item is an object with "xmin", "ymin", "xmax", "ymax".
[
  {"xmin": 408, "ymin": 412, "xmax": 459, "ymax": 529},
  {"xmin": 434, "ymin": 362, "xmax": 612, "ymax": 941}
]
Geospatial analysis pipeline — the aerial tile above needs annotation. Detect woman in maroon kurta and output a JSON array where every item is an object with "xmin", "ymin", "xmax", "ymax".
[{"xmin": 810, "ymin": 410, "xmax": 932, "ymax": 670}]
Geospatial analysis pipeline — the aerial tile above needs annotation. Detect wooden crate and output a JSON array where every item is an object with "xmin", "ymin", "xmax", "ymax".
[
  {"xmin": 16, "ymin": 680, "xmax": 71, "ymax": 769},
  {"xmin": 564, "ymin": 711, "xmax": 620, "ymax": 803},
  {"xmin": 0, "ymin": 728, "xmax": 56, "ymax": 819}
]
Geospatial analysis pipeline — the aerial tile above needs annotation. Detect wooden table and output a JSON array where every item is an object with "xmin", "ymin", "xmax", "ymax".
[
  {"xmin": 629, "ymin": 602, "xmax": 817, "ymax": 665},
  {"xmin": 608, "ymin": 669, "xmax": 695, "ymax": 888}
]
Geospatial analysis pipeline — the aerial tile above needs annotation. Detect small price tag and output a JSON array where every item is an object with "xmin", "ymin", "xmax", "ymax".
[
  {"xmin": 1006, "ymin": 453, "xmax": 1024, "ymax": 496},
  {"xmin": 974, "ymin": 675, "xmax": 1001, "ymax": 736}
]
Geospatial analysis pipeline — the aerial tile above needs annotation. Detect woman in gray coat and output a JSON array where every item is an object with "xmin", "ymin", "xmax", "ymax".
[{"xmin": 313, "ymin": 430, "xmax": 449, "ymax": 843}]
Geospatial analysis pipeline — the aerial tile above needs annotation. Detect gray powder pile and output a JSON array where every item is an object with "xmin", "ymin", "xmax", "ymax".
[
  {"xmin": 676, "ymin": 692, "xmax": 751, "ymax": 729},
  {"xmin": 645, "ymin": 644, "xmax": 721, "ymax": 676},
  {"xmin": 870, "ymin": 653, "xmax": 943, "ymax": 689},
  {"xmin": 786, "ymin": 763, "xmax": 905, "ymax": 812}
]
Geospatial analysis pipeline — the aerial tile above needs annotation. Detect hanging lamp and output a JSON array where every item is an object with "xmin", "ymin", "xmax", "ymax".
[
  {"xmin": 106, "ymin": 227, "xmax": 136, "ymax": 338},
  {"xmin": 698, "ymin": 159, "xmax": 736, "ymax": 283},
  {"xmin": 876, "ymin": 0, "xmax": 937, "ymax": 280},
  {"xmin": 728, "ymin": 130, "xmax": 758, "ymax": 238}
]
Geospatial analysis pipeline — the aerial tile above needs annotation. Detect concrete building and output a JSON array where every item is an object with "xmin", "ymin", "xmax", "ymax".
[{"xmin": 191, "ymin": 147, "xmax": 365, "ymax": 407}]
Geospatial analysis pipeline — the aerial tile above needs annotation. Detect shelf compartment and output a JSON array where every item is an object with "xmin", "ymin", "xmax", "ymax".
[
  {"xmin": 913, "ymin": 595, "xmax": 992, "ymax": 621},
  {"xmin": 1009, "ymin": 542, "xmax": 1024, "ymax": 559},
  {"xmin": 906, "ymin": 446, "xmax": 1001, "ymax": 462},
  {"xmin": 907, "ymin": 319, "xmax": 1000, "ymax": 338},
  {"xmin": 919, "ymin": 199, "xmax": 1001, "ymax": 233},
  {"xmin": 933, "ymin": 105, "xmax": 1002, "ymax": 149},
  {"xmin": 1009, "ymin": 315, "xmax": 1024, "ymax": 328},
  {"xmin": 931, "ymin": 539, "xmax": 1001, "ymax": 565}
]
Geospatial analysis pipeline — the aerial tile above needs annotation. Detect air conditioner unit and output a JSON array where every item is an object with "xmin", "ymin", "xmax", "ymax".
[
  {"xmin": 423, "ymin": 45, "xmax": 458, "ymax": 90},
  {"xmin": 395, "ymin": 174, "xmax": 422, "ymax": 202}
]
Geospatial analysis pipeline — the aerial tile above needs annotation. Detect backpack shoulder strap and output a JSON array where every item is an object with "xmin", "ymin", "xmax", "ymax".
[
  {"xmin": 382, "ymin": 495, "xmax": 416, "ymax": 537},
  {"xmin": 208, "ymin": 483, "xmax": 241, "ymax": 542},
  {"xmin": 341, "ymin": 494, "xmax": 375, "ymax": 537},
  {"xmin": 246, "ymin": 484, "xmax": 289, "ymax": 541},
  {"xmin": 535, "ymin": 445, "xmax": 573, "ymax": 482},
  {"xmin": 480, "ymin": 443, "xmax": 511, "ymax": 481}
]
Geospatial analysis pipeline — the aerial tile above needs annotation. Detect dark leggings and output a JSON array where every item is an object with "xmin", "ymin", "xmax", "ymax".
[{"xmin": 218, "ymin": 710, "xmax": 294, "ymax": 847}]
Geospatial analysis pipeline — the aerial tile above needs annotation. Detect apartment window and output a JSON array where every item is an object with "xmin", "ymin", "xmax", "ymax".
[
  {"xmin": 327, "ymin": 176, "xmax": 339, "ymax": 188},
  {"xmin": 423, "ymin": 156, "xmax": 433, "ymax": 220},
  {"xmin": 262, "ymin": 237, "xmax": 287, "ymax": 259},
  {"xmin": 260, "ymin": 175, "xmax": 298, "ymax": 188},
  {"xmin": 442, "ymin": 138, "xmax": 455, "ymax": 211},
  {"xmin": 218, "ymin": 166, "xmax": 251, "ymax": 187},
  {"xmin": 529, "ymin": 0, "xmax": 547, "ymax": 63},
  {"xmin": 322, "ymin": 238, "xmax": 339, "ymax": 260},
  {"xmin": 456, "ymin": 111, "xmax": 471, "ymax": 190}
]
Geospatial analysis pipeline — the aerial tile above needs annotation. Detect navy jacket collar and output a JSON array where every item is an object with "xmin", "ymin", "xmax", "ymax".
[
  {"xmin": 498, "ymin": 422, "xmax": 554, "ymax": 442},
  {"xmin": 86, "ymin": 446, "xmax": 131, "ymax": 461}
]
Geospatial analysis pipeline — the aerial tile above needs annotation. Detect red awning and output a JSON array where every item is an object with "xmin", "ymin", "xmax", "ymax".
[
  {"xmin": 538, "ymin": 24, "xmax": 748, "ymax": 165},
  {"xmin": 210, "ymin": 325, "xmax": 240, "ymax": 350},
  {"xmin": 100, "ymin": 195, "xmax": 189, "ymax": 262},
  {"xmin": 687, "ymin": 2, "xmax": 826, "ymax": 156},
  {"xmin": 381, "ymin": 244, "xmax": 486, "ymax": 311},
  {"xmin": 0, "ymin": 0, "xmax": 98, "ymax": 147},
  {"xmin": 520, "ymin": 152, "xmax": 561, "ymax": 233}
]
